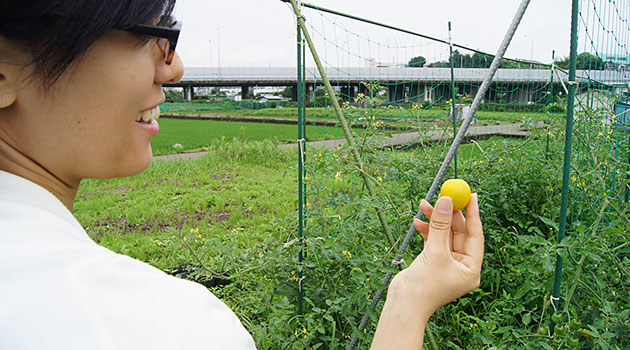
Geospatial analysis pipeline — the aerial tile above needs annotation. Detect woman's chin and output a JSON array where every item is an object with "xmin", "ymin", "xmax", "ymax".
[{"xmin": 94, "ymin": 148, "xmax": 154, "ymax": 179}]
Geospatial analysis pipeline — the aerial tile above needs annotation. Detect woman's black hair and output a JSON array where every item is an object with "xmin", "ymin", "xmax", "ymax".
[{"xmin": 0, "ymin": 0, "xmax": 176, "ymax": 86}]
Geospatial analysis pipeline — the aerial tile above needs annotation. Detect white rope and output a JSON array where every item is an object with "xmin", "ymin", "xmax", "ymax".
[
  {"xmin": 298, "ymin": 138, "xmax": 306, "ymax": 167},
  {"xmin": 550, "ymin": 295, "xmax": 561, "ymax": 312},
  {"xmin": 553, "ymin": 67, "xmax": 570, "ymax": 95},
  {"xmin": 391, "ymin": 258, "xmax": 407, "ymax": 268},
  {"xmin": 298, "ymin": 276, "xmax": 305, "ymax": 292}
]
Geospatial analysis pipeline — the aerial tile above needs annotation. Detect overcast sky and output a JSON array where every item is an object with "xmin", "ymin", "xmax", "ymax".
[{"xmin": 173, "ymin": 0, "xmax": 572, "ymax": 68}]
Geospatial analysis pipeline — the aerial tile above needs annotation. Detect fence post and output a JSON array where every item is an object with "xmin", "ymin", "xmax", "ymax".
[
  {"xmin": 297, "ymin": 18, "xmax": 305, "ymax": 316},
  {"xmin": 550, "ymin": 0, "xmax": 579, "ymax": 335}
]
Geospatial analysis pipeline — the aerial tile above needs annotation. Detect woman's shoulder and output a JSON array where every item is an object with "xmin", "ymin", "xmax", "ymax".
[{"xmin": 0, "ymin": 225, "xmax": 256, "ymax": 350}]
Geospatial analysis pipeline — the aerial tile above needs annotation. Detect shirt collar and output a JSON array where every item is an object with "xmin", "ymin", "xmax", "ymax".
[{"xmin": 0, "ymin": 170, "xmax": 84, "ymax": 232}]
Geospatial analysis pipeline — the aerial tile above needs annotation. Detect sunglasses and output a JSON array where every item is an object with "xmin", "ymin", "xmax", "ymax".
[{"xmin": 126, "ymin": 16, "xmax": 182, "ymax": 65}]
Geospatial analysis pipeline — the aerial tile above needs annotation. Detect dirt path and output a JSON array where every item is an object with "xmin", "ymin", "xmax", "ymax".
[{"xmin": 152, "ymin": 122, "xmax": 541, "ymax": 162}]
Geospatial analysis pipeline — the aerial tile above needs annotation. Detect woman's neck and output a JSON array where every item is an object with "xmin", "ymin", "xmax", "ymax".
[{"xmin": 0, "ymin": 133, "xmax": 78, "ymax": 212}]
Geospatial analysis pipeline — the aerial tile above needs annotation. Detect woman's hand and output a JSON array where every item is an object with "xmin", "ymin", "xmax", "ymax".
[
  {"xmin": 372, "ymin": 194, "xmax": 484, "ymax": 349},
  {"xmin": 394, "ymin": 194, "xmax": 484, "ymax": 315}
]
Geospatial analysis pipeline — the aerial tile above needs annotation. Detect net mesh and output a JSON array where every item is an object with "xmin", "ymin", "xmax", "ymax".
[
  {"xmin": 553, "ymin": 0, "xmax": 630, "ymax": 345},
  {"xmin": 286, "ymin": 1, "xmax": 629, "ymax": 348}
]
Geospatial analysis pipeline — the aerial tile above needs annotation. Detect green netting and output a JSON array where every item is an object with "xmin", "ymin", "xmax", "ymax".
[
  {"xmin": 548, "ymin": 0, "xmax": 630, "ymax": 344},
  {"xmin": 285, "ymin": 0, "xmax": 629, "ymax": 349}
]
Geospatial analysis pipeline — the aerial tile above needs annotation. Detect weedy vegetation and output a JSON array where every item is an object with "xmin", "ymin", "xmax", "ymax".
[{"xmin": 75, "ymin": 110, "xmax": 629, "ymax": 349}]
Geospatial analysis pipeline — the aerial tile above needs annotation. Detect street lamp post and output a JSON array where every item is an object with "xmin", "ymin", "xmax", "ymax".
[
  {"xmin": 524, "ymin": 34, "xmax": 534, "ymax": 67},
  {"xmin": 217, "ymin": 28, "xmax": 221, "ymax": 73}
]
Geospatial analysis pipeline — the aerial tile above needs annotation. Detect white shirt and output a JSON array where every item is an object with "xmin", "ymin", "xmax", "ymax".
[{"xmin": 0, "ymin": 171, "xmax": 257, "ymax": 350}]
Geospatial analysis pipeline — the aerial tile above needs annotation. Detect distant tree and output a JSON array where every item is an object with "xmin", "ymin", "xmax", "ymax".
[
  {"xmin": 427, "ymin": 50, "xmax": 490, "ymax": 68},
  {"xmin": 472, "ymin": 52, "xmax": 493, "ymax": 68},
  {"xmin": 281, "ymin": 86, "xmax": 294, "ymax": 98},
  {"xmin": 554, "ymin": 56, "xmax": 569, "ymax": 70},
  {"xmin": 427, "ymin": 60, "xmax": 449, "ymax": 68},
  {"xmin": 211, "ymin": 87, "xmax": 226, "ymax": 97},
  {"xmin": 408, "ymin": 56, "xmax": 426, "ymax": 67},
  {"xmin": 576, "ymin": 52, "xmax": 605, "ymax": 70},
  {"xmin": 555, "ymin": 52, "xmax": 605, "ymax": 70},
  {"xmin": 164, "ymin": 89, "xmax": 184, "ymax": 103}
]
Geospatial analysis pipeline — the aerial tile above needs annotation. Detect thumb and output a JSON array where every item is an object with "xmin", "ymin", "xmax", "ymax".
[{"xmin": 426, "ymin": 196, "xmax": 453, "ymax": 253}]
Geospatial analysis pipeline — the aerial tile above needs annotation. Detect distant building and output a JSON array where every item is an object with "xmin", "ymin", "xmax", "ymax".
[
  {"xmin": 599, "ymin": 54, "xmax": 630, "ymax": 72},
  {"xmin": 259, "ymin": 95, "xmax": 283, "ymax": 102}
]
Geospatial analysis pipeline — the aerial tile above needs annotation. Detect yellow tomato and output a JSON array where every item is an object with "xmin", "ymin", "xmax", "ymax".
[{"xmin": 440, "ymin": 179, "xmax": 471, "ymax": 211}]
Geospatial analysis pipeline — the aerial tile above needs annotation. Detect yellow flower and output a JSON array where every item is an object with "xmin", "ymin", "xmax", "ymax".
[
  {"xmin": 377, "ymin": 176, "xmax": 383, "ymax": 182},
  {"xmin": 182, "ymin": 236, "xmax": 187, "ymax": 241},
  {"xmin": 335, "ymin": 171, "xmax": 342, "ymax": 179},
  {"xmin": 197, "ymin": 234, "xmax": 202, "ymax": 239}
]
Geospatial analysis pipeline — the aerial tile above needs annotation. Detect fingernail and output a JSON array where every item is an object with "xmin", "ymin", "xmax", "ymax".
[{"xmin": 436, "ymin": 196, "xmax": 452, "ymax": 213}]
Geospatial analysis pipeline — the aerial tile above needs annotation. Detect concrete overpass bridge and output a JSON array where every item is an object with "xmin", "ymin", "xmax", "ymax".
[{"xmin": 165, "ymin": 67, "xmax": 629, "ymax": 104}]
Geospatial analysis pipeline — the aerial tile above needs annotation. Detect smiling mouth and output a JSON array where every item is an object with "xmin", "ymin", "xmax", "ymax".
[{"xmin": 135, "ymin": 106, "xmax": 160, "ymax": 123}]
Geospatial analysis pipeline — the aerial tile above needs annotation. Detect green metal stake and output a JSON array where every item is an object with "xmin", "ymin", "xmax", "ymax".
[
  {"xmin": 550, "ymin": 0, "xmax": 579, "ymax": 335},
  {"xmin": 286, "ymin": 0, "xmax": 396, "ymax": 247},
  {"xmin": 626, "ymin": 130, "xmax": 629, "ymax": 203},
  {"xmin": 448, "ymin": 21, "xmax": 458, "ymax": 178},
  {"xmin": 297, "ymin": 20, "xmax": 305, "ymax": 316},
  {"xmin": 545, "ymin": 50, "xmax": 555, "ymax": 162}
]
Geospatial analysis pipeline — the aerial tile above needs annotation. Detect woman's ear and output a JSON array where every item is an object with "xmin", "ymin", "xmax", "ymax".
[
  {"xmin": 0, "ymin": 70, "xmax": 18, "ymax": 108},
  {"xmin": 0, "ymin": 37, "xmax": 26, "ymax": 109}
]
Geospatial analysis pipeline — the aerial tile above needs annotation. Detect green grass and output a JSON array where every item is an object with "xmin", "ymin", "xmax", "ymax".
[
  {"xmin": 75, "ymin": 139, "xmax": 297, "ymax": 270},
  {"xmin": 152, "ymin": 118, "xmax": 354, "ymax": 155},
  {"xmin": 152, "ymin": 108, "xmax": 559, "ymax": 156},
  {"xmin": 76, "ymin": 135, "xmax": 538, "ymax": 274},
  {"xmin": 73, "ymin": 130, "xmax": 630, "ymax": 349},
  {"xmin": 74, "ymin": 135, "xmax": 561, "ymax": 349},
  {"xmin": 164, "ymin": 103, "xmax": 560, "ymax": 124}
]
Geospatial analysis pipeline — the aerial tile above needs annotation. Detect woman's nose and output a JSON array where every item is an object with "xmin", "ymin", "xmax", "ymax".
[{"xmin": 156, "ymin": 51, "xmax": 184, "ymax": 84}]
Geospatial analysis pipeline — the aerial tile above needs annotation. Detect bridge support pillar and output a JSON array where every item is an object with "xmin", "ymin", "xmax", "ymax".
[
  {"xmin": 241, "ymin": 85, "xmax": 251, "ymax": 100},
  {"xmin": 517, "ymin": 85, "xmax": 532, "ymax": 104},
  {"xmin": 291, "ymin": 84, "xmax": 298, "ymax": 101},
  {"xmin": 306, "ymin": 84, "xmax": 315, "ymax": 102},
  {"xmin": 410, "ymin": 83, "xmax": 425, "ymax": 103},
  {"xmin": 340, "ymin": 85, "xmax": 358, "ymax": 101},
  {"xmin": 469, "ymin": 85, "xmax": 480, "ymax": 101},
  {"xmin": 388, "ymin": 84, "xmax": 405, "ymax": 104},
  {"xmin": 183, "ymin": 85, "xmax": 195, "ymax": 101},
  {"xmin": 424, "ymin": 85, "xmax": 435, "ymax": 103},
  {"xmin": 437, "ymin": 85, "xmax": 450, "ymax": 103}
]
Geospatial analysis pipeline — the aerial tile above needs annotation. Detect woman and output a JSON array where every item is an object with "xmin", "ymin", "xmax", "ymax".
[{"xmin": 0, "ymin": 1, "xmax": 484, "ymax": 349}]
